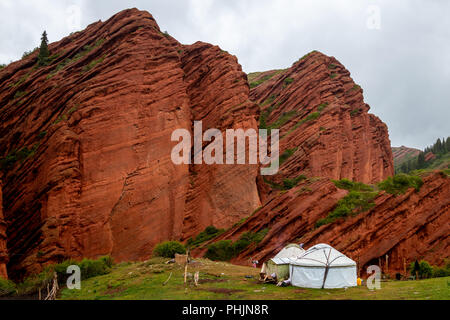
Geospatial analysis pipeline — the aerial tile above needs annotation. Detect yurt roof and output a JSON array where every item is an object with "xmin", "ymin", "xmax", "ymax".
[
  {"xmin": 269, "ymin": 258, "xmax": 293, "ymax": 265},
  {"xmin": 273, "ymin": 244, "xmax": 305, "ymax": 260},
  {"xmin": 289, "ymin": 243, "xmax": 356, "ymax": 268}
]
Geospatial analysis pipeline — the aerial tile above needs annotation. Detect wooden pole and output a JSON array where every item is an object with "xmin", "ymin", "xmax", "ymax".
[
  {"xmin": 403, "ymin": 258, "xmax": 406, "ymax": 276},
  {"xmin": 385, "ymin": 255, "xmax": 389, "ymax": 274},
  {"xmin": 184, "ymin": 259, "xmax": 188, "ymax": 285}
]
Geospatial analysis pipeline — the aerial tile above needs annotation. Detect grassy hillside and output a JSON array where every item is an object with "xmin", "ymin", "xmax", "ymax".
[
  {"xmin": 60, "ymin": 258, "xmax": 450, "ymax": 300},
  {"xmin": 396, "ymin": 137, "xmax": 450, "ymax": 174}
]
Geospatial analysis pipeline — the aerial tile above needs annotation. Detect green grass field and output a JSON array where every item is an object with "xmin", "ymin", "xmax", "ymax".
[{"xmin": 60, "ymin": 258, "xmax": 450, "ymax": 300}]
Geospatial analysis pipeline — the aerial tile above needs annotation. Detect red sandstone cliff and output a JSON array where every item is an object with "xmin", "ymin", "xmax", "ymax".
[
  {"xmin": 192, "ymin": 53, "xmax": 448, "ymax": 273},
  {"xmin": 0, "ymin": 9, "xmax": 259, "ymax": 278},
  {"xmin": 251, "ymin": 51, "xmax": 394, "ymax": 187},
  {"xmin": 0, "ymin": 177, "xmax": 8, "ymax": 279},
  {"xmin": 204, "ymin": 171, "xmax": 449, "ymax": 274}
]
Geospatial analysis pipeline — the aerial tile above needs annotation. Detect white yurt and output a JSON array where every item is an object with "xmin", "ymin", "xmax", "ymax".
[
  {"xmin": 261, "ymin": 244, "xmax": 305, "ymax": 280},
  {"xmin": 289, "ymin": 243, "xmax": 357, "ymax": 289}
]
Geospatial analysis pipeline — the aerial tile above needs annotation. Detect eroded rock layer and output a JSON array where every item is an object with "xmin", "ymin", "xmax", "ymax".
[
  {"xmin": 205, "ymin": 172, "xmax": 449, "ymax": 274},
  {"xmin": 251, "ymin": 51, "xmax": 394, "ymax": 187},
  {"xmin": 0, "ymin": 9, "xmax": 259, "ymax": 278},
  {"xmin": 0, "ymin": 178, "xmax": 8, "ymax": 279}
]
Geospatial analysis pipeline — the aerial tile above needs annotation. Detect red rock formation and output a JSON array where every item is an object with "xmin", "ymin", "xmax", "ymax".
[
  {"xmin": 179, "ymin": 42, "xmax": 261, "ymax": 240},
  {"xmin": 251, "ymin": 51, "xmax": 394, "ymax": 187},
  {"xmin": 0, "ymin": 9, "xmax": 259, "ymax": 278},
  {"xmin": 425, "ymin": 152, "xmax": 437, "ymax": 162},
  {"xmin": 392, "ymin": 146, "xmax": 421, "ymax": 168},
  {"xmin": 0, "ymin": 177, "xmax": 8, "ymax": 279},
  {"xmin": 205, "ymin": 172, "xmax": 449, "ymax": 274}
]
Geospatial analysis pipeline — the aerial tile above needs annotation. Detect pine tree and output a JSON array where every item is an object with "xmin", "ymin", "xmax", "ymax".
[
  {"xmin": 417, "ymin": 152, "xmax": 426, "ymax": 169},
  {"xmin": 38, "ymin": 31, "xmax": 50, "ymax": 66},
  {"xmin": 434, "ymin": 138, "xmax": 442, "ymax": 154},
  {"xmin": 400, "ymin": 162, "xmax": 408, "ymax": 173}
]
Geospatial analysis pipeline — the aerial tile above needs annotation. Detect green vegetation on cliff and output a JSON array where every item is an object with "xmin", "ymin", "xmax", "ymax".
[
  {"xmin": 316, "ymin": 174, "xmax": 424, "ymax": 228},
  {"xmin": 205, "ymin": 229, "xmax": 269, "ymax": 261},
  {"xmin": 397, "ymin": 137, "xmax": 450, "ymax": 174}
]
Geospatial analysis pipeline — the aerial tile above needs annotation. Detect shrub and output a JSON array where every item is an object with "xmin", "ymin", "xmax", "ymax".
[
  {"xmin": 50, "ymin": 256, "xmax": 113, "ymax": 284},
  {"xmin": 205, "ymin": 229, "xmax": 269, "ymax": 261},
  {"xmin": 279, "ymin": 148, "xmax": 298, "ymax": 166},
  {"xmin": 250, "ymin": 74, "xmax": 275, "ymax": 89},
  {"xmin": 186, "ymin": 226, "xmax": 224, "ymax": 248},
  {"xmin": 267, "ymin": 110, "xmax": 297, "ymax": 130},
  {"xmin": 78, "ymin": 257, "xmax": 112, "ymax": 278},
  {"xmin": 0, "ymin": 153, "xmax": 18, "ymax": 172},
  {"xmin": 47, "ymin": 39, "xmax": 105, "ymax": 78},
  {"xmin": 409, "ymin": 260, "xmax": 433, "ymax": 279},
  {"xmin": 205, "ymin": 240, "xmax": 235, "ymax": 261},
  {"xmin": 317, "ymin": 103, "xmax": 329, "ymax": 112},
  {"xmin": 17, "ymin": 269, "xmax": 53, "ymax": 296},
  {"xmin": 14, "ymin": 256, "xmax": 113, "ymax": 296},
  {"xmin": 333, "ymin": 179, "xmax": 374, "ymax": 192},
  {"xmin": 333, "ymin": 179, "xmax": 355, "ymax": 190},
  {"xmin": 283, "ymin": 175, "xmax": 307, "ymax": 189},
  {"xmin": 38, "ymin": 131, "xmax": 47, "ymax": 139},
  {"xmin": 232, "ymin": 235, "xmax": 253, "ymax": 254},
  {"xmin": 14, "ymin": 90, "xmax": 26, "ymax": 100},
  {"xmin": 350, "ymin": 109, "xmax": 361, "ymax": 117},
  {"xmin": 82, "ymin": 56, "xmax": 105, "ymax": 72},
  {"xmin": 264, "ymin": 175, "xmax": 306, "ymax": 191},
  {"xmin": 153, "ymin": 241, "xmax": 186, "ymax": 258},
  {"xmin": 433, "ymin": 266, "xmax": 450, "ymax": 278},
  {"xmin": 298, "ymin": 50, "xmax": 317, "ymax": 62},
  {"xmin": 305, "ymin": 112, "xmax": 321, "ymax": 122},
  {"xmin": 316, "ymin": 190, "xmax": 377, "ymax": 227},
  {"xmin": 378, "ymin": 174, "xmax": 423, "ymax": 195},
  {"xmin": 284, "ymin": 77, "xmax": 294, "ymax": 86},
  {"xmin": 251, "ymin": 228, "xmax": 269, "ymax": 244},
  {"xmin": 0, "ymin": 278, "xmax": 16, "ymax": 297},
  {"xmin": 258, "ymin": 98, "xmax": 279, "ymax": 129}
]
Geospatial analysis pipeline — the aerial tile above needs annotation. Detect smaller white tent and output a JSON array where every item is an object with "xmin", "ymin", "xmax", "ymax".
[
  {"xmin": 289, "ymin": 244, "xmax": 357, "ymax": 289},
  {"xmin": 273, "ymin": 244, "xmax": 305, "ymax": 259},
  {"xmin": 261, "ymin": 244, "xmax": 305, "ymax": 280}
]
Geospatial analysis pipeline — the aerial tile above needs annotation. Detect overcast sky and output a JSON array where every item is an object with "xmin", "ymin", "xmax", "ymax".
[{"xmin": 1, "ymin": 0, "xmax": 449, "ymax": 149}]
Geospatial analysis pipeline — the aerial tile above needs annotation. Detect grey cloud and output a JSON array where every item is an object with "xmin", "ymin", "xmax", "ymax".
[{"xmin": 1, "ymin": 0, "xmax": 448, "ymax": 149}]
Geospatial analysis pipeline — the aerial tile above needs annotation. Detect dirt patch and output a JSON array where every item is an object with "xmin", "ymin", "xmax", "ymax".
[
  {"xmin": 199, "ymin": 288, "xmax": 244, "ymax": 295},
  {"xmin": 0, "ymin": 293, "xmax": 39, "ymax": 300},
  {"xmin": 294, "ymin": 289, "xmax": 309, "ymax": 294},
  {"xmin": 105, "ymin": 286, "xmax": 126, "ymax": 296},
  {"xmin": 198, "ymin": 279, "xmax": 226, "ymax": 284}
]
